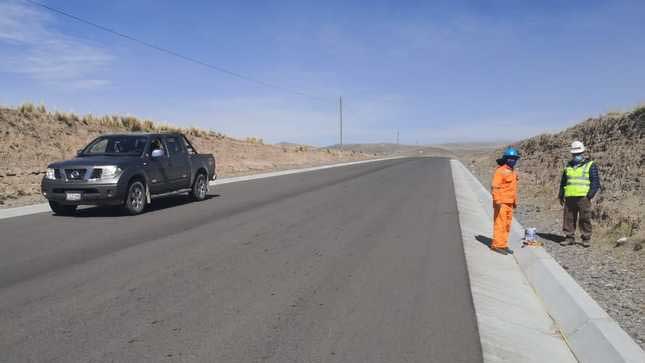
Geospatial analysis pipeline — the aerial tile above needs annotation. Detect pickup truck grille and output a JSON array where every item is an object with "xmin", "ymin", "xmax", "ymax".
[
  {"xmin": 65, "ymin": 168, "xmax": 87, "ymax": 180},
  {"xmin": 90, "ymin": 169, "xmax": 102, "ymax": 179}
]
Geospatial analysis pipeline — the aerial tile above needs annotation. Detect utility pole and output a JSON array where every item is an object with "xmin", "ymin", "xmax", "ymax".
[
  {"xmin": 339, "ymin": 96, "xmax": 343, "ymax": 150},
  {"xmin": 396, "ymin": 129, "xmax": 399, "ymax": 145}
]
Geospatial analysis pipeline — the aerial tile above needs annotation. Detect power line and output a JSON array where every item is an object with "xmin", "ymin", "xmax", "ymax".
[{"xmin": 23, "ymin": 0, "xmax": 329, "ymax": 101}]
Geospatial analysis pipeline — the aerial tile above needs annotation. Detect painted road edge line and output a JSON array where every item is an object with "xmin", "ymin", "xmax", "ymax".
[
  {"xmin": 0, "ymin": 156, "xmax": 407, "ymax": 220},
  {"xmin": 209, "ymin": 156, "xmax": 407, "ymax": 186},
  {"xmin": 453, "ymin": 160, "xmax": 645, "ymax": 363}
]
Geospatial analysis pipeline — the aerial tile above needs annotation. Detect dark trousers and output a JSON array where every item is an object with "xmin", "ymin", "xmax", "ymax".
[{"xmin": 563, "ymin": 197, "xmax": 592, "ymax": 240}]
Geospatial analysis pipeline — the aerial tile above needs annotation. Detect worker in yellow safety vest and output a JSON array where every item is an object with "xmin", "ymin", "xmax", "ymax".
[{"xmin": 558, "ymin": 141, "xmax": 601, "ymax": 247}]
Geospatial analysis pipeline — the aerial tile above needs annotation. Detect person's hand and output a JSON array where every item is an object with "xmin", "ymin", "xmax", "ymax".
[{"xmin": 512, "ymin": 202, "xmax": 517, "ymax": 209}]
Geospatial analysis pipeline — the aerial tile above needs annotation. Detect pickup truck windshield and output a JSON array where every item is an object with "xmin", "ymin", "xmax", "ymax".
[{"xmin": 82, "ymin": 136, "xmax": 148, "ymax": 156}]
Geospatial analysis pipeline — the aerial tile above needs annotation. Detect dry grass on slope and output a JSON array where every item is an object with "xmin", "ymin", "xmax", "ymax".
[
  {"xmin": 463, "ymin": 106, "xmax": 644, "ymax": 241},
  {"xmin": 0, "ymin": 103, "xmax": 372, "ymax": 207},
  {"xmin": 518, "ymin": 106, "xmax": 644, "ymax": 239},
  {"xmin": 458, "ymin": 107, "xmax": 645, "ymax": 347}
]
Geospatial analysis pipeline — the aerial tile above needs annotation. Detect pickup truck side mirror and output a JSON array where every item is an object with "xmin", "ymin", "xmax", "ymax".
[
  {"xmin": 151, "ymin": 149, "xmax": 164, "ymax": 158},
  {"xmin": 76, "ymin": 149, "xmax": 83, "ymax": 156}
]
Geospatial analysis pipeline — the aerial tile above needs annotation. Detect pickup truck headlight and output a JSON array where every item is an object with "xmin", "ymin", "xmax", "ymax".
[
  {"xmin": 98, "ymin": 165, "xmax": 123, "ymax": 180},
  {"xmin": 46, "ymin": 168, "xmax": 56, "ymax": 180}
]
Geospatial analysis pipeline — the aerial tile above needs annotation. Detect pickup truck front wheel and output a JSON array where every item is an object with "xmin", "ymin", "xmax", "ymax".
[
  {"xmin": 123, "ymin": 180, "xmax": 146, "ymax": 215},
  {"xmin": 49, "ymin": 201, "xmax": 77, "ymax": 216},
  {"xmin": 191, "ymin": 173, "xmax": 208, "ymax": 201}
]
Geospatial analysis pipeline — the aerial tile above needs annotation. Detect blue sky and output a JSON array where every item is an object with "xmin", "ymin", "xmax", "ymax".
[{"xmin": 1, "ymin": 0, "xmax": 644, "ymax": 145}]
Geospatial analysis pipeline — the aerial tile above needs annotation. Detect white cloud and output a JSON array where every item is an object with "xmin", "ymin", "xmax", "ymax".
[
  {"xmin": 0, "ymin": 1, "xmax": 55, "ymax": 43},
  {"xmin": 242, "ymin": 88, "xmax": 562, "ymax": 145},
  {"xmin": 199, "ymin": 94, "xmax": 422, "ymax": 146},
  {"xmin": 204, "ymin": 96, "xmax": 339, "ymax": 145},
  {"xmin": 389, "ymin": 15, "xmax": 519, "ymax": 59},
  {"xmin": 67, "ymin": 79, "xmax": 112, "ymax": 90},
  {"xmin": 411, "ymin": 115, "xmax": 567, "ymax": 144},
  {"xmin": 0, "ymin": 1, "xmax": 111, "ymax": 89}
]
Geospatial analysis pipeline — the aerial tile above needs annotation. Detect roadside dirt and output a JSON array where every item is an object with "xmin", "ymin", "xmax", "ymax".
[
  {"xmin": 451, "ymin": 106, "xmax": 645, "ymax": 348},
  {"xmin": 0, "ymin": 104, "xmax": 378, "ymax": 208}
]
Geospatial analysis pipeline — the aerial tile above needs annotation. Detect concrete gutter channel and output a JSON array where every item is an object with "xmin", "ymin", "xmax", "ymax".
[{"xmin": 451, "ymin": 159, "xmax": 645, "ymax": 362}]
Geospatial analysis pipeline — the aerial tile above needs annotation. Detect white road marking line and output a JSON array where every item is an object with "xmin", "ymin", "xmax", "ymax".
[{"xmin": 0, "ymin": 156, "xmax": 406, "ymax": 220}]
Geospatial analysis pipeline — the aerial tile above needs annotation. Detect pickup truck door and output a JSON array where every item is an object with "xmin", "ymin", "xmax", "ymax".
[
  {"xmin": 163, "ymin": 135, "xmax": 191, "ymax": 190},
  {"xmin": 145, "ymin": 138, "xmax": 172, "ymax": 194}
]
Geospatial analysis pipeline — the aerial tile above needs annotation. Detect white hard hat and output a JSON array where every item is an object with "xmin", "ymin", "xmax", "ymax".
[{"xmin": 570, "ymin": 140, "xmax": 586, "ymax": 154}]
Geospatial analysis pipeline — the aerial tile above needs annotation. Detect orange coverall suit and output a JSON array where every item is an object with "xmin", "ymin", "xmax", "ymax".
[{"xmin": 491, "ymin": 165, "xmax": 518, "ymax": 249}]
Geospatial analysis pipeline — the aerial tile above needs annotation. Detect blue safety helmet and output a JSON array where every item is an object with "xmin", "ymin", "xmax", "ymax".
[{"xmin": 502, "ymin": 147, "xmax": 520, "ymax": 159}]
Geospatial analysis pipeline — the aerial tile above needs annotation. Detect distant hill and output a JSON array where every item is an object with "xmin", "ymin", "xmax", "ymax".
[{"xmin": 434, "ymin": 141, "xmax": 509, "ymax": 151}]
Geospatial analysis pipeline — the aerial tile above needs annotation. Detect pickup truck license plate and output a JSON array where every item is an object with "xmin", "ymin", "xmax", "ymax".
[{"xmin": 65, "ymin": 192, "xmax": 81, "ymax": 201}]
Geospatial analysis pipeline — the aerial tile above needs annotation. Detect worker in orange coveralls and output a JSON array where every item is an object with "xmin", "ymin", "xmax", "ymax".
[{"xmin": 490, "ymin": 147, "xmax": 520, "ymax": 255}]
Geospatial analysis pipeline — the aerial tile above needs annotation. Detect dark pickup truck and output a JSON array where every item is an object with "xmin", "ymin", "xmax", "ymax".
[{"xmin": 41, "ymin": 133, "xmax": 216, "ymax": 215}]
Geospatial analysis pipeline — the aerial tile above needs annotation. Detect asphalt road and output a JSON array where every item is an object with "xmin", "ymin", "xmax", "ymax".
[{"xmin": 0, "ymin": 157, "xmax": 482, "ymax": 362}]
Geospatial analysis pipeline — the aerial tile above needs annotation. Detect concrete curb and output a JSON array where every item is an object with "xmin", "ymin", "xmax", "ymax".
[
  {"xmin": 451, "ymin": 160, "xmax": 576, "ymax": 362},
  {"xmin": 453, "ymin": 160, "xmax": 645, "ymax": 363},
  {"xmin": 0, "ymin": 156, "xmax": 406, "ymax": 220}
]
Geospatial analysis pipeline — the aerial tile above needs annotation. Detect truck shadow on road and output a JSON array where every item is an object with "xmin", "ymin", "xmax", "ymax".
[{"xmin": 65, "ymin": 194, "xmax": 220, "ymax": 218}]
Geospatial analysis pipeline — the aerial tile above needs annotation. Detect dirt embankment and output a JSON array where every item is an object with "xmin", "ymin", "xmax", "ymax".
[
  {"xmin": 455, "ymin": 106, "xmax": 645, "ymax": 348},
  {"xmin": 461, "ymin": 106, "xmax": 645, "ymax": 239},
  {"xmin": 0, "ymin": 104, "xmax": 375, "ymax": 208}
]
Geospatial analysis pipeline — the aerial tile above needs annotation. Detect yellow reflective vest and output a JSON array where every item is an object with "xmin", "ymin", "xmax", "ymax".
[{"xmin": 564, "ymin": 161, "xmax": 594, "ymax": 197}]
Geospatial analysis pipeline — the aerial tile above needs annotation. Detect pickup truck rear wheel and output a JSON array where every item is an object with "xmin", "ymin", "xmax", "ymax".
[
  {"xmin": 191, "ymin": 173, "xmax": 208, "ymax": 201},
  {"xmin": 49, "ymin": 201, "xmax": 77, "ymax": 216},
  {"xmin": 123, "ymin": 180, "xmax": 146, "ymax": 215}
]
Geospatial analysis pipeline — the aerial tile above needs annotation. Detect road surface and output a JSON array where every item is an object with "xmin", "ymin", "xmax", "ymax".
[{"xmin": 0, "ymin": 157, "xmax": 482, "ymax": 362}]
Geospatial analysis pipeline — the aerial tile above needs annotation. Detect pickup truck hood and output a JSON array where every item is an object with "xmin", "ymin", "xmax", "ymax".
[{"xmin": 48, "ymin": 156, "xmax": 139, "ymax": 168}]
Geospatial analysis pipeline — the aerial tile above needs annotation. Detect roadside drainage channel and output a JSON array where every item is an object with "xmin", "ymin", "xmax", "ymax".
[
  {"xmin": 451, "ymin": 159, "xmax": 645, "ymax": 363},
  {"xmin": 0, "ymin": 156, "xmax": 408, "ymax": 221}
]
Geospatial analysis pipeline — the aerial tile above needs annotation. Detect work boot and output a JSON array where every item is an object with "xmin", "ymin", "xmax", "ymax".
[
  {"xmin": 490, "ymin": 247, "xmax": 508, "ymax": 255},
  {"xmin": 562, "ymin": 236, "xmax": 576, "ymax": 246},
  {"xmin": 580, "ymin": 239, "xmax": 591, "ymax": 248},
  {"xmin": 504, "ymin": 248, "xmax": 514, "ymax": 255}
]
